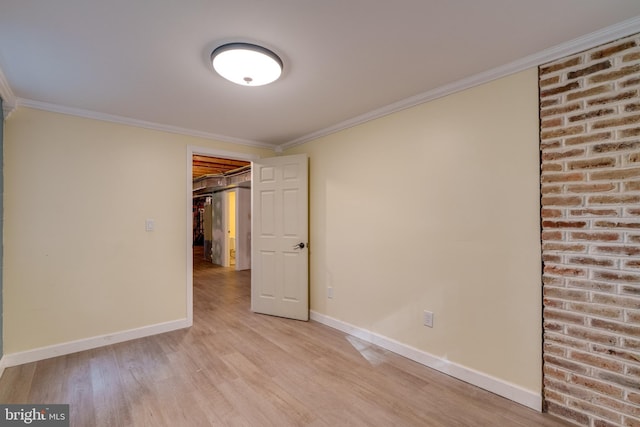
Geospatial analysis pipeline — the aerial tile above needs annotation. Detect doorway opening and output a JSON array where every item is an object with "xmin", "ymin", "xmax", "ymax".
[{"xmin": 186, "ymin": 146, "xmax": 258, "ymax": 326}]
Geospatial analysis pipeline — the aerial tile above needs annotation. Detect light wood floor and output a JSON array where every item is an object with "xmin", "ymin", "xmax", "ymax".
[{"xmin": 0, "ymin": 248, "xmax": 573, "ymax": 427}]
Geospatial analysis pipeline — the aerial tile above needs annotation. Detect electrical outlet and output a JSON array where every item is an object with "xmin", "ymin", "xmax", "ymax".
[
  {"xmin": 423, "ymin": 310, "xmax": 434, "ymax": 328},
  {"xmin": 327, "ymin": 287, "xmax": 334, "ymax": 299}
]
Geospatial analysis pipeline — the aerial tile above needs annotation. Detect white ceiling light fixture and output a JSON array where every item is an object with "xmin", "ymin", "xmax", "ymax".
[{"xmin": 211, "ymin": 42, "xmax": 283, "ymax": 87}]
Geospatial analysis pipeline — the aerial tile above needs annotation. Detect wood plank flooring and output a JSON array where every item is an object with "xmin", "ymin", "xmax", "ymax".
[{"xmin": 0, "ymin": 248, "xmax": 573, "ymax": 426}]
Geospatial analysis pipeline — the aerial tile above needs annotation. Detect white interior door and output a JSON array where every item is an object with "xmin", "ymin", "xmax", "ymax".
[{"xmin": 251, "ymin": 154, "xmax": 309, "ymax": 321}]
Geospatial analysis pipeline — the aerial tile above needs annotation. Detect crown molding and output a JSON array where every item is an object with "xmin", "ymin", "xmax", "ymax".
[
  {"xmin": 279, "ymin": 14, "xmax": 640, "ymax": 150},
  {"xmin": 0, "ymin": 65, "xmax": 16, "ymax": 119},
  {"xmin": 14, "ymin": 98, "xmax": 278, "ymax": 150}
]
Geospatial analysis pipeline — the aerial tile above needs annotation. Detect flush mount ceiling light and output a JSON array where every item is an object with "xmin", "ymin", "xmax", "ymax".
[{"xmin": 211, "ymin": 42, "xmax": 283, "ymax": 86}]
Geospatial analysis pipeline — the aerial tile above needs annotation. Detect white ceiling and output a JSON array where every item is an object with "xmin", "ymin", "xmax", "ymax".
[{"xmin": 1, "ymin": 1, "xmax": 640, "ymax": 150}]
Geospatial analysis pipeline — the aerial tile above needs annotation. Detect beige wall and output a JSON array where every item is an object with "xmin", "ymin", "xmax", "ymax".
[
  {"xmin": 3, "ymin": 107, "xmax": 271, "ymax": 353},
  {"xmin": 286, "ymin": 69, "xmax": 542, "ymax": 392}
]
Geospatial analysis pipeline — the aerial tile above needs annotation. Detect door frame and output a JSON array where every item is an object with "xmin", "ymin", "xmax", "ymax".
[{"xmin": 186, "ymin": 145, "xmax": 259, "ymax": 326}]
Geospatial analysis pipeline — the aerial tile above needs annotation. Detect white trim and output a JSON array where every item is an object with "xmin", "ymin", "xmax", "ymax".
[
  {"xmin": 1, "ymin": 319, "xmax": 189, "ymax": 368},
  {"xmin": 310, "ymin": 310, "xmax": 542, "ymax": 412},
  {"xmin": 279, "ymin": 15, "xmax": 640, "ymax": 150},
  {"xmin": 186, "ymin": 146, "xmax": 259, "ymax": 326},
  {"xmin": 15, "ymin": 98, "xmax": 276, "ymax": 150}
]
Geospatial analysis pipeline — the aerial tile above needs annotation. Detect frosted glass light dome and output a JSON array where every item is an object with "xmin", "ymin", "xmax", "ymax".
[{"xmin": 211, "ymin": 43, "xmax": 283, "ymax": 86}]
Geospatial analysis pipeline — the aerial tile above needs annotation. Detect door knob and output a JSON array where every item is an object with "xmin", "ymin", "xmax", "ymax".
[{"xmin": 293, "ymin": 242, "xmax": 305, "ymax": 250}]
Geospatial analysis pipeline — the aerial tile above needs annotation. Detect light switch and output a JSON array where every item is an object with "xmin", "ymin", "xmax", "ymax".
[{"xmin": 145, "ymin": 219, "xmax": 155, "ymax": 232}]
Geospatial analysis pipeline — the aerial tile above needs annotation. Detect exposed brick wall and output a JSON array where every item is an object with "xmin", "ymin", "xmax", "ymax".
[{"xmin": 540, "ymin": 34, "xmax": 640, "ymax": 427}]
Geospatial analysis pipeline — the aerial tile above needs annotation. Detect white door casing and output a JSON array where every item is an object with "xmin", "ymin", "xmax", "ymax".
[{"xmin": 251, "ymin": 154, "xmax": 309, "ymax": 321}]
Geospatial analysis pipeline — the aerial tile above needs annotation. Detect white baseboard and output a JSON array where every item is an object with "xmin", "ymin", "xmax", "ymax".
[
  {"xmin": 1, "ymin": 318, "xmax": 191, "ymax": 369},
  {"xmin": 0, "ymin": 356, "xmax": 6, "ymax": 380},
  {"xmin": 310, "ymin": 310, "xmax": 542, "ymax": 412}
]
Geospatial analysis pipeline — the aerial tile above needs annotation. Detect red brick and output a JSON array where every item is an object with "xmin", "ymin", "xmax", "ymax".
[
  {"xmin": 541, "ymin": 98, "xmax": 560, "ymax": 108},
  {"xmin": 568, "ymin": 398, "xmax": 622, "ymax": 423},
  {"xmin": 545, "ymin": 332, "xmax": 588, "ymax": 350},
  {"xmin": 544, "ymin": 265, "xmax": 586, "ymax": 277},
  {"xmin": 589, "ymin": 195, "xmax": 640, "ymax": 204},
  {"xmin": 540, "ymin": 82, "xmax": 581, "ymax": 98},
  {"xmin": 594, "ymin": 221, "xmax": 640, "ymax": 229},
  {"xmin": 626, "ymin": 209, "xmax": 640, "ymax": 216},
  {"xmin": 544, "ymin": 242, "xmax": 587, "ymax": 252},
  {"xmin": 541, "ymin": 172, "xmax": 585, "ymax": 183},
  {"xmin": 568, "ymin": 85, "xmax": 613, "ymax": 101},
  {"xmin": 541, "ymin": 140, "xmax": 562, "ymax": 150},
  {"xmin": 621, "ymin": 78, "xmax": 640, "ymax": 88},
  {"xmin": 591, "ymin": 140, "xmax": 640, "ymax": 153},
  {"xmin": 626, "ymin": 103, "xmax": 640, "ymax": 112},
  {"xmin": 542, "ymin": 231, "xmax": 562, "ymax": 241},
  {"xmin": 628, "ymin": 392, "xmax": 640, "ymax": 405},
  {"xmin": 544, "ymin": 365, "xmax": 569, "ymax": 381},
  {"xmin": 542, "ymin": 163, "xmax": 563, "ymax": 172},
  {"xmin": 543, "ymin": 220, "xmax": 587, "ymax": 229},
  {"xmin": 568, "ymin": 158, "xmax": 616, "ymax": 170},
  {"xmin": 570, "ymin": 232, "xmax": 619, "ymax": 241},
  {"xmin": 623, "ymin": 51, "xmax": 640, "ymax": 62},
  {"xmin": 591, "ymin": 318, "xmax": 640, "ymax": 337},
  {"xmin": 545, "ymin": 308, "xmax": 587, "ymax": 325},
  {"xmin": 545, "ymin": 354, "xmax": 589, "ymax": 373},
  {"xmin": 627, "ymin": 311, "xmax": 640, "ymax": 323},
  {"xmin": 567, "ymin": 61, "xmax": 613, "ymax": 79},
  {"xmin": 542, "ymin": 208, "xmax": 563, "ymax": 218},
  {"xmin": 590, "ymin": 64, "xmax": 640, "ymax": 83},
  {"xmin": 593, "ymin": 114, "xmax": 640, "ymax": 130},
  {"xmin": 594, "ymin": 245, "xmax": 640, "ymax": 256},
  {"xmin": 543, "ymin": 275, "xmax": 565, "ymax": 286},
  {"xmin": 588, "ymin": 90, "xmax": 637, "ymax": 105},
  {"xmin": 591, "ymin": 293, "xmax": 640, "ymax": 309},
  {"xmin": 570, "ymin": 208, "xmax": 619, "ymax": 217},
  {"xmin": 625, "ymin": 181, "xmax": 640, "ymax": 191},
  {"xmin": 591, "ymin": 41, "xmax": 638, "ymax": 60},
  {"xmin": 542, "ymin": 148, "xmax": 585, "ymax": 160},
  {"xmin": 541, "ymin": 117, "xmax": 563, "ymax": 128},
  {"xmin": 625, "ymin": 260, "xmax": 640, "ymax": 269},
  {"xmin": 545, "ymin": 401, "xmax": 590, "ymax": 425},
  {"xmin": 540, "ymin": 103, "xmax": 582, "ymax": 118},
  {"xmin": 541, "ymin": 185, "xmax": 562, "ymax": 195},
  {"xmin": 544, "ymin": 298, "xmax": 564, "ymax": 309},
  {"xmin": 623, "ymin": 336, "xmax": 640, "ymax": 350},
  {"xmin": 544, "ymin": 286, "xmax": 588, "ymax": 300},
  {"xmin": 568, "ymin": 280, "xmax": 616, "ymax": 293},
  {"xmin": 568, "ymin": 256, "xmax": 615, "ymax": 267},
  {"xmin": 542, "ymin": 196, "xmax": 583, "ymax": 206},
  {"xmin": 620, "ymin": 127, "xmax": 640, "ymax": 138},
  {"xmin": 540, "ymin": 75, "xmax": 561, "ymax": 86},
  {"xmin": 624, "ymin": 416, "xmax": 640, "ymax": 427},
  {"xmin": 597, "ymin": 371, "xmax": 640, "ymax": 389},
  {"xmin": 540, "ymin": 57, "xmax": 582, "ymax": 75},
  {"xmin": 621, "ymin": 286, "xmax": 640, "ymax": 297},
  {"xmin": 594, "ymin": 419, "xmax": 620, "ymax": 427},
  {"xmin": 567, "ymin": 326, "xmax": 618, "ymax": 345},
  {"xmin": 569, "ymin": 109, "xmax": 616, "ymax": 123},
  {"xmin": 567, "ymin": 183, "xmax": 616, "ymax": 193},
  {"xmin": 570, "ymin": 373, "xmax": 624, "ymax": 398},
  {"xmin": 567, "ymin": 303, "xmax": 623, "ymax": 320},
  {"xmin": 592, "ymin": 344, "xmax": 640, "ymax": 365},
  {"xmin": 593, "ymin": 271, "xmax": 640, "ymax": 283},
  {"xmin": 590, "ymin": 167, "xmax": 640, "ymax": 180}
]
